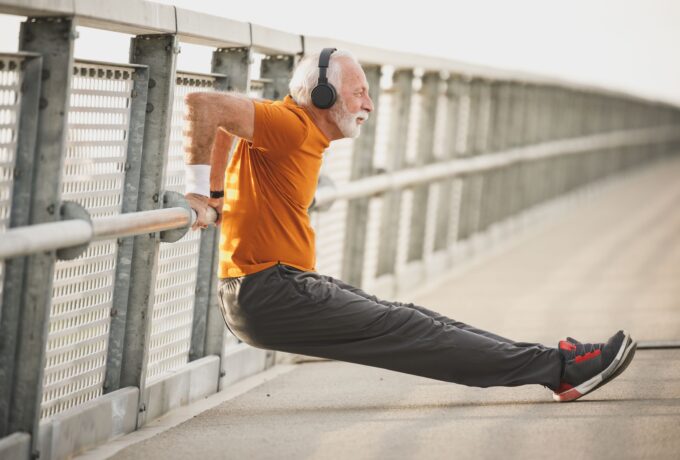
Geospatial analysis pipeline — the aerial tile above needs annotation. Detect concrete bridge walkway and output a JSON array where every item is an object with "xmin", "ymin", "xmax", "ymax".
[{"xmin": 81, "ymin": 156, "xmax": 680, "ymax": 460}]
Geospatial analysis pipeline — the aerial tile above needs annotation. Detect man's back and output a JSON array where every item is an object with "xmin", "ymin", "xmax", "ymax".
[{"xmin": 219, "ymin": 95, "xmax": 330, "ymax": 278}]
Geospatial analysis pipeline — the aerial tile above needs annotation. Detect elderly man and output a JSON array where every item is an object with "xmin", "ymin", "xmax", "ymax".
[{"xmin": 183, "ymin": 48, "xmax": 636, "ymax": 402}]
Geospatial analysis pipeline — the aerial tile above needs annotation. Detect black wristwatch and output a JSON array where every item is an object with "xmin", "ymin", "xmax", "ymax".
[{"xmin": 210, "ymin": 190, "xmax": 224, "ymax": 199}]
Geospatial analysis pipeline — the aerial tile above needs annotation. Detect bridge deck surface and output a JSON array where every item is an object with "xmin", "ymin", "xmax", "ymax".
[{"xmin": 97, "ymin": 157, "xmax": 680, "ymax": 460}]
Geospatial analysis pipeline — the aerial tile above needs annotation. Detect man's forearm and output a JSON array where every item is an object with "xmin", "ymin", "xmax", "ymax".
[{"xmin": 210, "ymin": 127, "xmax": 232, "ymax": 192}]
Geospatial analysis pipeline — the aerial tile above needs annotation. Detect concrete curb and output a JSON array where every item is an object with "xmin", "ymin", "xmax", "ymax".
[
  {"xmin": 0, "ymin": 432, "xmax": 31, "ymax": 460},
  {"xmin": 38, "ymin": 387, "xmax": 138, "ymax": 460},
  {"xmin": 144, "ymin": 355, "xmax": 220, "ymax": 421}
]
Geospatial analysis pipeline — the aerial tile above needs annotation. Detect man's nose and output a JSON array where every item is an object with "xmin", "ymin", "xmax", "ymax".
[{"xmin": 363, "ymin": 95, "xmax": 374, "ymax": 113}]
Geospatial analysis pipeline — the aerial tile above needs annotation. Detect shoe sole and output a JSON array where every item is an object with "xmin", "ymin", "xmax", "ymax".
[{"xmin": 553, "ymin": 330, "xmax": 637, "ymax": 402}]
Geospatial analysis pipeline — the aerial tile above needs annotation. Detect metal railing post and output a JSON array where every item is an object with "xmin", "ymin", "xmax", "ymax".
[
  {"xmin": 122, "ymin": 33, "xmax": 178, "ymax": 428},
  {"xmin": 433, "ymin": 75, "xmax": 461, "ymax": 252},
  {"xmin": 407, "ymin": 71, "xmax": 440, "ymax": 263},
  {"xmin": 376, "ymin": 69, "xmax": 413, "ymax": 277},
  {"xmin": 196, "ymin": 47, "xmax": 251, "ymax": 362},
  {"xmin": 341, "ymin": 64, "xmax": 381, "ymax": 287},
  {"xmin": 104, "ymin": 67, "xmax": 150, "ymax": 394},
  {"xmin": 261, "ymin": 54, "xmax": 294, "ymax": 101},
  {"xmin": 2, "ymin": 17, "xmax": 75, "ymax": 456},
  {"xmin": 465, "ymin": 78, "xmax": 481, "ymax": 156},
  {"xmin": 0, "ymin": 53, "xmax": 42, "ymax": 438}
]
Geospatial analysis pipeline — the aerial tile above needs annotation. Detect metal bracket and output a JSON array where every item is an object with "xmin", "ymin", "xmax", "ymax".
[
  {"xmin": 160, "ymin": 190, "xmax": 191, "ymax": 243},
  {"xmin": 56, "ymin": 201, "xmax": 92, "ymax": 260}
]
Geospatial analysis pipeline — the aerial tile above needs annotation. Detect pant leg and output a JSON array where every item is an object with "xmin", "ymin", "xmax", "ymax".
[
  {"xmin": 219, "ymin": 263, "xmax": 562, "ymax": 391},
  {"xmin": 317, "ymin": 272, "xmax": 553, "ymax": 350},
  {"xmin": 316, "ymin": 272, "xmax": 519, "ymax": 343}
]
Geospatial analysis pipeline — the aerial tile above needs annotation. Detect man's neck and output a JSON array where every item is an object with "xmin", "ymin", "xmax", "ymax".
[{"xmin": 301, "ymin": 104, "xmax": 343, "ymax": 142}]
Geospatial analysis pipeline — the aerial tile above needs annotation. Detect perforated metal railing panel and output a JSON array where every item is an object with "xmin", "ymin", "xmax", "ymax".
[
  {"xmin": 314, "ymin": 138, "xmax": 354, "ymax": 278},
  {"xmin": 146, "ymin": 73, "xmax": 221, "ymax": 382},
  {"xmin": 42, "ymin": 62, "xmax": 135, "ymax": 419},
  {"xmin": 394, "ymin": 86, "xmax": 422, "ymax": 273},
  {"xmin": 0, "ymin": 55, "xmax": 22, "ymax": 312},
  {"xmin": 362, "ymin": 89, "xmax": 392, "ymax": 286}
]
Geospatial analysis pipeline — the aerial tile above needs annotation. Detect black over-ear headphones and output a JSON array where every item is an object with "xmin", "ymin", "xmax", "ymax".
[{"xmin": 311, "ymin": 47, "xmax": 337, "ymax": 109}]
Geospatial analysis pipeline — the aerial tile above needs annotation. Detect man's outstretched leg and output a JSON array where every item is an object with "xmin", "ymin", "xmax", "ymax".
[
  {"xmin": 313, "ymin": 271, "xmax": 638, "ymax": 400},
  {"xmin": 219, "ymin": 263, "xmax": 563, "ymax": 390},
  {"xmin": 218, "ymin": 263, "xmax": 636, "ymax": 401},
  {"xmin": 316, "ymin": 271, "xmax": 546, "ymax": 347}
]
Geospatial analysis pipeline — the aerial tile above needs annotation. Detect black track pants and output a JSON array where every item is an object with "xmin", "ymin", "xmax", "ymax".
[{"xmin": 218, "ymin": 262, "xmax": 562, "ymax": 391}]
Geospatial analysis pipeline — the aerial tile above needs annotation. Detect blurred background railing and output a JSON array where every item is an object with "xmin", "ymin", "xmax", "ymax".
[{"xmin": 0, "ymin": 1, "xmax": 678, "ymax": 459}]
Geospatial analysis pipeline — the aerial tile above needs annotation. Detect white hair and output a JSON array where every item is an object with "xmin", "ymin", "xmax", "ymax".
[{"xmin": 288, "ymin": 49, "xmax": 359, "ymax": 107}]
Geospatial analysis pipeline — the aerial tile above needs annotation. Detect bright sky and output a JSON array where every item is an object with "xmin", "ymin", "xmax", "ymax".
[{"xmin": 1, "ymin": 0, "xmax": 679, "ymax": 105}]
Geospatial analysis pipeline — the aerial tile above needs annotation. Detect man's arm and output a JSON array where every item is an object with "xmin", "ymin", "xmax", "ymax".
[
  {"xmin": 183, "ymin": 91, "xmax": 254, "ymax": 165},
  {"xmin": 183, "ymin": 92, "xmax": 254, "ymax": 230}
]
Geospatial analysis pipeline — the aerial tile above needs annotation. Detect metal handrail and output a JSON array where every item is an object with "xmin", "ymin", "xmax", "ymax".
[
  {"xmin": 0, "ymin": 207, "xmax": 218, "ymax": 260},
  {"xmin": 0, "ymin": 0, "xmax": 675, "ymax": 105},
  {"xmin": 315, "ymin": 125, "xmax": 680, "ymax": 207},
  {"xmin": 2, "ymin": 124, "xmax": 677, "ymax": 261}
]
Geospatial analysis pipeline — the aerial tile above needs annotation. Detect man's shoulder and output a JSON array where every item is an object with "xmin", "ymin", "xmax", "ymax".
[{"xmin": 252, "ymin": 97, "xmax": 312, "ymax": 152}]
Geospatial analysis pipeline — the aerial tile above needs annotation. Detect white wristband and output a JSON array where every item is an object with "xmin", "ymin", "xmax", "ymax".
[{"xmin": 184, "ymin": 164, "xmax": 211, "ymax": 196}]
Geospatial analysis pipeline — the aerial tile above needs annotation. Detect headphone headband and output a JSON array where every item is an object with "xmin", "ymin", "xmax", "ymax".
[{"xmin": 317, "ymin": 47, "xmax": 337, "ymax": 84}]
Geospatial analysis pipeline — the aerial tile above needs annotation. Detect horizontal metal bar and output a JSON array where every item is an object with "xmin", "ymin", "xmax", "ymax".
[
  {"xmin": 0, "ymin": 1, "xmax": 674, "ymax": 106},
  {"xmin": 91, "ymin": 207, "xmax": 192, "ymax": 240},
  {"xmin": 0, "ymin": 220, "xmax": 93, "ymax": 260},
  {"xmin": 637, "ymin": 340, "xmax": 680, "ymax": 350},
  {"xmin": 0, "ymin": 206, "xmax": 218, "ymax": 260},
  {"xmin": 174, "ymin": 6, "xmax": 251, "ymax": 48},
  {"xmin": 314, "ymin": 125, "xmax": 680, "ymax": 207},
  {"xmin": 250, "ymin": 23, "xmax": 303, "ymax": 55}
]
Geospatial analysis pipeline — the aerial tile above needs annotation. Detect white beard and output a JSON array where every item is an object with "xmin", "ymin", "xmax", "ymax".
[{"xmin": 330, "ymin": 99, "xmax": 369, "ymax": 139}]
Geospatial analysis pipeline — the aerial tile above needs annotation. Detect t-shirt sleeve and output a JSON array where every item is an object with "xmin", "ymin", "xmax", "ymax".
[{"xmin": 252, "ymin": 101, "xmax": 308, "ymax": 154}]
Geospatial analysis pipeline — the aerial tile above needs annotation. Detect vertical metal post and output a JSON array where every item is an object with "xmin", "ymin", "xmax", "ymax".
[
  {"xmin": 2, "ymin": 18, "xmax": 75, "ymax": 456},
  {"xmin": 407, "ymin": 71, "xmax": 440, "ymax": 263},
  {"xmin": 487, "ymin": 80, "xmax": 500, "ymax": 152},
  {"xmin": 0, "ymin": 53, "xmax": 42, "ymax": 438},
  {"xmin": 341, "ymin": 64, "xmax": 381, "ymax": 286},
  {"xmin": 260, "ymin": 55, "xmax": 294, "ymax": 100},
  {"xmin": 376, "ymin": 69, "xmax": 413, "ymax": 277},
  {"xmin": 508, "ymin": 82, "xmax": 524, "ymax": 147},
  {"xmin": 197, "ymin": 47, "xmax": 251, "ymax": 361},
  {"xmin": 465, "ymin": 78, "xmax": 481, "ymax": 156},
  {"xmin": 122, "ymin": 34, "xmax": 178, "ymax": 428},
  {"xmin": 104, "ymin": 67, "xmax": 150, "ymax": 393},
  {"xmin": 475, "ymin": 79, "xmax": 492, "ymax": 154},
  {"xmin": 433, "ymin": 75, "xmax": 460, "ymax": 252},
  {"xmin": 495, "ymin": 81, "xmax": 511, "ymax": 151},
  {"xmin": 188, "ymin": 72, "xmax": 231, "ymax": 363}
]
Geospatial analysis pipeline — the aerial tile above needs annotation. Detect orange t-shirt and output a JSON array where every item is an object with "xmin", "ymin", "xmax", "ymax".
[{"xmin": 218, "ymin": 95, "xmax": 330, "ymax": 278}]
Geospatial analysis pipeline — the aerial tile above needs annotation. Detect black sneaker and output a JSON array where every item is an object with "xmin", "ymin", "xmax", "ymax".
[{"xmin": 553, "ymin": 330, "xmax": 637, "ymax": 402}]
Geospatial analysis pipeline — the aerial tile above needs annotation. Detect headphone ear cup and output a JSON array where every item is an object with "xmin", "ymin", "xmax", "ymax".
[{"xmin": 311, "ymin": 83, "xmax": 337, "ymax": 109}]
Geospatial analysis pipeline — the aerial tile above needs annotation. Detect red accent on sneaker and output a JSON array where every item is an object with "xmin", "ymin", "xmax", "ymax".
[
  {"xmin": 556, "ymin": 382, "xmax": 574, "ymax": 393},
  {"xmin": 574, "ymin": 349, "xmax": 601, "ymax": 363},
  {"xmin": 559, "ymin": 340, "xmax": 576, "ymax": 351}
]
